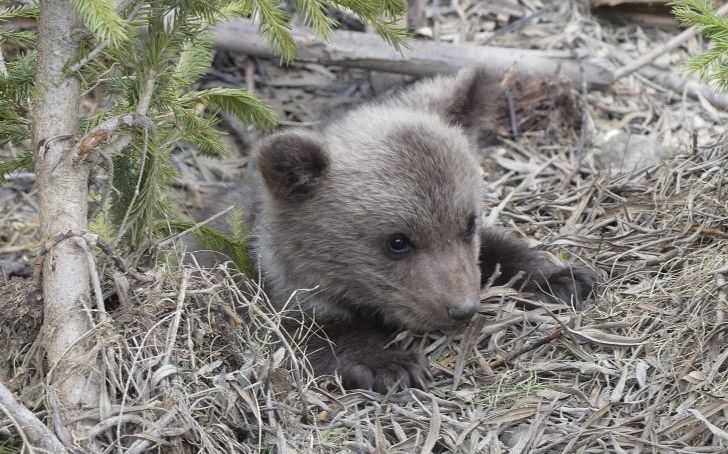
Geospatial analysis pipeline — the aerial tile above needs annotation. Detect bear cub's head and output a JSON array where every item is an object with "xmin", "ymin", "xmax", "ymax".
[{"xmin": 255, "ymin": 68, "xmax": 499, "ymax": 331}]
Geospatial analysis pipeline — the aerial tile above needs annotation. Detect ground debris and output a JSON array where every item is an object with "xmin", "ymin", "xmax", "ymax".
[{"xmin": 3, "ymin": 0, "xmax": 728, "ymax": 451}]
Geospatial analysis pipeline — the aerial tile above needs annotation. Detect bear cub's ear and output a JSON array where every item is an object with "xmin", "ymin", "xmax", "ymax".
[
  {"xmin": 396, "ymin": 67, "xmax": 501, "ymax": 142},
  {"xmin": 255, "ymin": 130, "xmax": 330, "ymax": 202},
  {"xmin": 443, "ymin": 68, "xmax": 500, "ymax": 135}
]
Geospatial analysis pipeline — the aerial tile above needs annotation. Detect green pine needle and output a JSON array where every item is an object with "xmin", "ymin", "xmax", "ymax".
[
  {"xmin": 174, "ymin": 109, "xmax": 228, "ymax": 157},
  {"xmin": 0, "ymin": 28, "xmax": 36, "ymax": 45},
  {"xmin": 173, "ymin": 33, "xmax": 214, "ymax": 88},
  {"xmin": 333, "ymin": 0, "xmax": 411, "ymax": 51},
  {"xmin": 0, "ymin": 3, "xmax": 38, "ymax": 45},
  {"xmin": 163, "ymin": 214, "xmax": 253, "ymax": 276},
  {"xmin": 247, "ymin": 0, "xmax": 297, "ymax": 62},
  {"xmin": 0, "ymin": 152, "xmax": 34, "ymax": 184},
  {"xmin": 71, "ymin": 0, "xmax": 128, "ymax": 47},
  {"xmin": 292, "ymin": 0, "xmax": 336, "ymax": 40},
  {"xmin": 670, "ymin": 0, "xmax": 728, "ymax": 90},
  {"xmin": 370, "ymin": 20, "xmax": 413, "ymax": 52},
  {"xmin": 0, "ymin": 121, "xmax": 31, "ymax": 146},
  {"xmin": 0, "ymin": 4, "xmax": 38, "ymax": 22},
  {"xmin": 181, "ymin": 87, "xmax": 278, "ymax": 130},
  {"xmin": 0, "ymin": 51, "xmax": 37, "ymax": 104},
  {"xmin": 179, "ymin": 0, "xmax": 225, "ymax": 22},
  {"xmin": 220, "ymin": 0, "xmax": 252, "ymax": 17},
  {"xmin": 380, "ymin": 0, "xmax": 407, "ymax": 17},
  {"xmin": 0, "ymin": 98, "xmax": 28, "ymax": 133}
]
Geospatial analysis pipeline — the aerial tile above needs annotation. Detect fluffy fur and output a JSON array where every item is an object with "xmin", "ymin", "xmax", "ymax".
[{"xmin": 190, "ymin": 68, "xmax": 597, "ymax": 392}]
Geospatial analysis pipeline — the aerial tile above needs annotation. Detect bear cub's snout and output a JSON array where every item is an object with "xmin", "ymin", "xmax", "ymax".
[{"xmin": 448, "ymin": 300, "xmax": 478, "ymax": 321}]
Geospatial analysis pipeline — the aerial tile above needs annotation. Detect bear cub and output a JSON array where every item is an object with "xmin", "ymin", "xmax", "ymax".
[{"xmin": 201, "ymin": 68, "xmax": 596, "ymax": 392}]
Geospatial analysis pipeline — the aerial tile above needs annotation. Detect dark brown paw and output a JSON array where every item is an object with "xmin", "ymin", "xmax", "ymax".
[
  {"xmin": 532, "ymin": 266, "xmax": 597, "ymax": 306},
  {"xmin": 306, "ymin": 321, "xmax": 434, "ymax": 393},
  {"xmin": 337, "ymin": 349, "xmax": 432, "ymax": 393}
]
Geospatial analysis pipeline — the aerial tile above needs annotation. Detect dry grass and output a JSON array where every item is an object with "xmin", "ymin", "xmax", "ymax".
[
  {"xmin": 3, "ymin": 139, "xmax": 727, "ymax": 452},
  {"xmin": 3, "ymin": 1, "xmax": 728, "ymax": 452}
]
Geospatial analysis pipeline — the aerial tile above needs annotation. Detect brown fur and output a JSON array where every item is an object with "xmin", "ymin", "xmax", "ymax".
[{"xmin": 188, "ymin": 68, "xmax": 597, "ymax": 392}]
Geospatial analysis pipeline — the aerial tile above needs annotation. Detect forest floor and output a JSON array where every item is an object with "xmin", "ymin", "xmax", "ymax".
[{"xmin": 2, "ymin": 1, "xmax": 728, "ymax": 452}]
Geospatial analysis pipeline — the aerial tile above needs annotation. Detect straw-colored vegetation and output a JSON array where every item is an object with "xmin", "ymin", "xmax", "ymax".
[{"xmin": 2, "ymin": 0, "xmax": 728, "ymax": 452}]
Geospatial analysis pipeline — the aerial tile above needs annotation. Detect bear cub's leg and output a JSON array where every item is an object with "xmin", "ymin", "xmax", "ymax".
[{"xmin": 479, "ymin": 227, "xmax": 597, "ymax": 305}]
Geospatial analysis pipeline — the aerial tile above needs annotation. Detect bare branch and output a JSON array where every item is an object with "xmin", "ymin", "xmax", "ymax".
[
  {"xmin": 580, "ymin": 32, "xmax": 728, "ymax": 110},
  {"xmin": 0, "ymin": 380, "xmax": 68, "ymax": 453},
  {"xmin": 74, "ymin": 113, "xmax": 155, "ymax": 163},
  {"xmin": 488, "ymin": 329, "xmax": 564, "ymax": 369},
  {"xmin": 0, "ymin": 46, "xmax": 7, "ymax": 77},
  {"xmin": 156, "ymin": 205, "xmax": 235, "ymax": 248},
  {"xmin": 614, "ymin": 2, "xmax": 728, "ymax": 81},
  {"xmin": 99, "ymin": 70, "xmax": 157, "ymax": 174}
]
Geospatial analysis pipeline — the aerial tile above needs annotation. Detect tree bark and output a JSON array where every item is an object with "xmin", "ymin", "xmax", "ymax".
[
  {"xmin": 213, "ymin": 19, "xmax": 615, "ymax": 88},
  {"xmin": 33, "ymin": 0, "xmax": 99, "ymax": 418}
]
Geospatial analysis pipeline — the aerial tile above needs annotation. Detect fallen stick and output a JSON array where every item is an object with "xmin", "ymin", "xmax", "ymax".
[
  {"xmin": 488, "ymin": 329, "xmax": 564, "ymax": 369},
  {"xmin": 213, "ymin": 19, "xmax": 615, "ymax": 89},
  {"xmin": 0, "ymin": 380, "xmax": 68, "ymax": 453},
  {"xmin": 614, "ymin": 2, "xmax": 728, "ymax": 81},
  {"xmin": 580, "ymin": 33, "xmax": 728, "ymax": 111}
]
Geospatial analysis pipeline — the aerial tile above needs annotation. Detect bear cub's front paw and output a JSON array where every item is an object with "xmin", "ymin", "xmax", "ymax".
[
  {"xmin": 535, "ymin": 265, "xmax": 597, "ymax": 306},
  {"xmin": 336, "ymin": 349, "xmax": 432, "ymax": 393}
]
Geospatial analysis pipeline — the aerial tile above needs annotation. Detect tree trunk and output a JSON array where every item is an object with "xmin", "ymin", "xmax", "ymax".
[{"xmin": 33, "ymin": 0, "xmax": 99, "ymax": 417}]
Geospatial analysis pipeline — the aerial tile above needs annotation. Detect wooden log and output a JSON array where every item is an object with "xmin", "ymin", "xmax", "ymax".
[{"xmin": 213, "ymin": 19, "xmax": 616, "ymax": 89}]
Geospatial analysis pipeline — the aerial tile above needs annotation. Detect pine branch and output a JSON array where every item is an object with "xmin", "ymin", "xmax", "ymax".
[
  {"xmin": 247, "ymin": 0, "xmax": 297, "ymax": 62},
  {"xmin": 334, "ymin": 0, "xmax": 411, "ymax": 51},
  {"xmin": 0, "ymin": 152, "xmax": 33, "ymax": 184},
  {"xmin": 0, "ymin": 4, "xmax": 38, "ymax": 21},
  {"xmin": 670, "ymin": 0, "xmax": 728, "ymax": 88},
  {"xmin": 173, "ymin": 33, "xmax": 214, "ymax": 88},
  {"xmin": 0, "ymin": 121, "xmax": 31, "ymax": 146},
  {"xmin": 0, "ymin": 51, "xmax": 36, "ymax": 104},
  {"xmin": 0, "ymin": 1, "xmax": 37, "ymax": 49},
  {"xmin": 71, "ymin": 0, "xmax": 128, "ymax": 46},
  {"xmin": 292, "ymin": 0, "xmax": 336, "ymax": 40},
  {"xmin": 369, "ymin": 19, "xmax": 412, "ymax": 52},
  {"xmin": 173, "ymin": 109, "xmax": 228, "ymax": 157},
  {"xmin": 0, "ymin": 98, "xmax": 30, "ymax": 145},
  {"xmin": 162, "ymin": 214, "xmax": 253, "ymax": 276},
  {"xmin": 181, "ymin": 87, "xmax": 278, "ymax": 129},
  {"xmin": 219, "ymin": 0, "xmax": 252, "ymax": 17},
  {"xmin": 0, "ymin": 28, "xmax": 36, "ymax": 45}
]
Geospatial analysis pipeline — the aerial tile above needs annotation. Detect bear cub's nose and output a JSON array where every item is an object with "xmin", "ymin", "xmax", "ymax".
[{"xmin": 448, "ymin": 301, "xmax": 478, "ymax": 320}]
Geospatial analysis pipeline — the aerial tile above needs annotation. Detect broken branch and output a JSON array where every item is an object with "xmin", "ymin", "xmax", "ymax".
[
  {"xmin": 0, "ymin": 380, "xmax": 68, "ymax": 453},
  {"xmin": 213, "ymin": 19, "xmax": 615, "ymax": 88},
  {"xmin": 614, "ymin": 2, "xmax": 728, "ymax": 81},
  {"xmin": 488, "ymin": 329, "xmax": 564, "ymax": 369},
  {"xmin": 74, "ymin": 113, "xmax": 155, "ymax": 163}
]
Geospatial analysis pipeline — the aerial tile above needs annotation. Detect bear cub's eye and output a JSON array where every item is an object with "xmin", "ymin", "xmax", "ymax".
[
  {"xmin": 386, "ymin": 234, "xmax": 412, "ymax": 255},
  {"xmin": 466, "ymin": 214, "xmax": 478, "ymax": 238}
]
